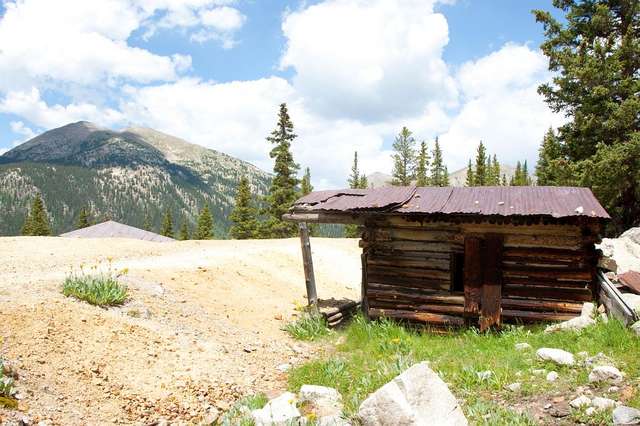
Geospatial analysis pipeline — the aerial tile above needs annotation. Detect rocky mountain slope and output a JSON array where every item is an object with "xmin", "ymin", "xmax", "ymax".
[{"xmin": 0, "ymin": 122, "xmax": 271, "ymax": 236}]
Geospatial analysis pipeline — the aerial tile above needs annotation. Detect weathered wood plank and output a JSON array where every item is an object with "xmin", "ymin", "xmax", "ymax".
[
  {"xmin": 369, "ymin": 308, "xmax": 465, "ymax": 326},
  {"xmin": 503, "ymin": 285, "xmax": 593, "ymax": 302},
  {"xmin": 464, "ymin": 236, "xmax": 483, "ymax": 317},
  {"xmin": 367, "ymin": 256, "xmax": 451, "ymax": 270},
  {"xmin": 501, "ymin": 309, "xmax": 578, "ymax": 322},
  {"xmin": 299, "ymin": 223, "xmax": 318, "ymax": 309},
  {"xmin": 480, "ymin": 235, "xmax": 502, "ymax": 331},
  {"xmin": 367, "ymin": 264, "xmax": 451, "ymax": 280},
  {"xmin": 366, "ymin": 274, "xmax": 451, "ymax": 290},
  {"xmin": 502, "ymin": 267, "xmax": 592, "ymax": 281}
]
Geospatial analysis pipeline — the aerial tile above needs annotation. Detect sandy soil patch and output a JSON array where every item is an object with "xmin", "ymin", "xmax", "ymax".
[{"xmin": 0, "ymin": 237, "xmax": 360, "ymax": 425}]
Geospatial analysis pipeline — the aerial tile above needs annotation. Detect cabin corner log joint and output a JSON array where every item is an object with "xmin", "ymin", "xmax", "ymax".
[{"xmin": 284, "ymin": 186, "xmax": 611, "ymax": 329}]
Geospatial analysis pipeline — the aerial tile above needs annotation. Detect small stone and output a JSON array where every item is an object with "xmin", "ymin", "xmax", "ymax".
[
  {"xmin": 515, "ymin": 343, "xmax": 531, "ymax": 351},
  {"xmin": 546, "ymin": 371, "xmax": 559, "ymax": 382},
  {"xmin": 609, "ymin": 386, "xmax": 620, "ymax": 393},
  {"xmin": 531, "ymin": 368, "xmax": 546, "ymax": 376},
  {"xmin": 613, "ymin": 406, "xmax": 640, "ymax": 425},
  {"xmin": 506, "ymin": 382, "xmax": 521, "ymax": 392},
  {"xmin": 600, "ymin": 313, "xmax": 609, "ymax": 323},
  {"xmin": 591, "ymin": 397, "xmax": 617, "ymax": 411},
  {"xmin": 631, "ymin": 321, "xmax": 640, "ymax": 337},
  {"xmin": 545, "ymin": 316, "xmax": 596, "ymax": 333},
  {"xmin": 202, "ymin": 407, "xmax": 219, "ymax": 424},
  {"xmin": 550, "ymin": 403, "xmax": 570, "ymax": 418},
  {"xmin": 585, "ymin": 407, "xmax": 596, "ymax": 416},
  {"xmin": 476, "ymin": 370, "xmax": 493, "ymax": 380},
  {"xmin": 577, "ymin": 351, "xmax": 589, "ymax": 358},
  {"xmin": 536, "ymin": 348, "xmax": 575, "ymax": 366},
  {"xmin": 598, "ymin": 304, "xmax": 606, "ymax": 313},
  {"xmin": 276, "ymin": 363, "xmax": 291, "ymax": 373},
  {"xmin": 585, "ymin": 352, "xmax": 614, "ymax": 367},
  {"xmin": 543, "ymin": 403, "xmax": 552, "ymax": 410},
  {"xmin": 589, "ymin": 366, "xmax": 624, "ymax": 384},
  {"xmin": 570, "ymin": 395, "xmax": 591, "ymax": 408}
]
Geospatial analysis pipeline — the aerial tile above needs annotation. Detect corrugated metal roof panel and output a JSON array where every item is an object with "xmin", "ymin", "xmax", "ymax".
[
  {"xmin": 290, "ymin": 186, "xmax": 610, "ymax": 219},
  {"xmin": 60, "ymin": 220, "xmax": 175, "ymax": 242}
]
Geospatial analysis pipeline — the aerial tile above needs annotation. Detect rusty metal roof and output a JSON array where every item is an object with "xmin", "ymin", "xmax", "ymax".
[{"xmin": 291, "ymin": 186, "xmax": 610, "ymax": 219}]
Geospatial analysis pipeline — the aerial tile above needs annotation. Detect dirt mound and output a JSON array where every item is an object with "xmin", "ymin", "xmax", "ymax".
[{"xmin": 0, "ymin": 237, "xmax": 360, "ymax": 425}]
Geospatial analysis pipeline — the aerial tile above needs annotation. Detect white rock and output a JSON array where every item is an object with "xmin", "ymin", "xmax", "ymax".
[
  {"xmin": 589, "ymin": 366, "xmax": 624, "ymax": 384},
  {"xmin": 581, "ymin": 302, "xmax": 596, "ymax": 318},
  {"xmin": 570, "ymin": 395, "xmax": 591, "ymax": 408},
  {"xmin": 506, "ymin": 382, "xmax": 521, "ymax": 392},
  {"xmin": 536, "ymin": 348, "xmax": 575, "ymax": 366},
  {"xmin": 591, "ymin": 397, "xmax": 617, "ymax": 411},
  {"xmin": 276, "ymin": 364, "xmax": 291, "ymax": 373},
  {"xmin": 631, "ymin": 321, "xmax": 640, "ymax": 337},
  {"xmin": 577, "ymin": 351, "xmax": 589, "ymax": 358},
  {"xmin": 586, "ymin": 407, "xmax": 596, "ymax": 416},
  {"xmin": 317, "ymin": 415, "xmax": 351, "ymax": 426},
  {"xmin": 622, "ymin": 294, "xmax": 640, "ymax": 314},
  {"xmin": 514, "ymin": 343, "xmax": 531, "ymax": 351},
  {"xmin": 600, "ymin": 313, "xmax": 609, "ymax": 323},
  {"xmin": 613, "ymin": 405, "xmax": 640, "ymax": 425},
  {"xmin": 299, "ymin": 385, "xmax": 343, "ymax": 417},
  {"xmin": 545, "ymin": 316, "xmax": 596, "ymax": 333},
  {"xmin": 251, "ymin": 392, "xmax": 302, "ymax": 426},
  {"xmin": 609, "ymin": 386, "xmax": 620, "ymax": 393},
  {"xmin": 358, "ymin": 362, "xmax": 468, "ymax": 426},
  {"xmin": 546, "ymin": 371, "xmax": 559, "ymax": 382},
  {"xmin": 585, "ymin": 352, "xmax": 614, "ymax": 367},
  {"xmin": 476, "ymin": 371, "xmax": 493, "ymax": 381}
]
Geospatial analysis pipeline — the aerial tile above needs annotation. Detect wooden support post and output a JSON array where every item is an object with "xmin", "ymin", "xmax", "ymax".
[
  {"xmin": 480, "ymin": 235, "xmax": 503, "ymax": 331},
  {"xmin": 299, "ymin": 222, "xmax": 318, "ymax": 310},
  {"xmin": 463, "ymin": 236, "xmax": 482, "ymax": 319},
  {"xmin": 361, "ymin": 250, "xmax": 370, "ymax": 319}
]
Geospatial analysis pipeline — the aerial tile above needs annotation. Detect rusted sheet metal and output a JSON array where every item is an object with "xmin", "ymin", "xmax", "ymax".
[
  {"xmin": 618, "ymin": 271, "xmax": 640, "ymax": 295},
  {"xmin": 291, "ymin": 186, "xmax": 610, "ymax": 219},
  {"xmin": 441, "ymin": 186, "xmax": 609, "ymax": 218},
  {"xmin": 397, "ymin": 187, "xmax": 453, "ymax": 213}
]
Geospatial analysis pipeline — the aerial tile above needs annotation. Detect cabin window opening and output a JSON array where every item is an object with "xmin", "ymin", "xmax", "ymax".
[{"xmin": 450, "ymin": 252, "xmax": 464, "ymax": 293}]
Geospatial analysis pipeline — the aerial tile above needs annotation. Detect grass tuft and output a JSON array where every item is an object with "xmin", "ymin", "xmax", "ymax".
[
  {"xmin": 288, "ymin": 315, "xmax": 640, "ymax": 423},
  {"xmin": 283, "ymin": 312, "xmax": 331, "ymax": 341},
  {"xmin": 0, "ymin": 358, "xmax": 17, "ymax": 409},
  {"xmin": 62, "ymin": 267, "xmax": 128, "ymax": 307}
]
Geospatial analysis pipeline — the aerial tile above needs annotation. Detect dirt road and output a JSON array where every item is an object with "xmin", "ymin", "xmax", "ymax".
[{"xmin": 0, "ymin": 237, "xmax": 360, "ymax": 425}]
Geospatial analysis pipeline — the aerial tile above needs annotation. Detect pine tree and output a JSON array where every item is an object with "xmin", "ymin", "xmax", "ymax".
[
  {"xmin": 161, "ymin": 209, "xmax": 174, "ymax": 238},
  {"xmin": 491, "ymin": 155, "xmax": 501, "ymax": 185},
  {"xmin": 534, "ymin": 1, "xmax": 640, "ymax": 231},
  {"xmin": 22, "ymin": 194, "xmax": 51, "ymax": 236},
  {"xmin": 391, "ymin": 127, "xmax": 416, "ymax": 186},
  {"xmin": 195, "ymin": 205, "xmax": 214, "ymax": 240},
  {"xmin": 415, "ymin": 141, "xmax": 430, "ymax": 186},
  {"xmin": 430, "ymin": 138, "xmax": 448, "ymax": 187},
  {"xmin": 301, "ymin": 167, "xmax": 313, "ymax": 195},
  {"xmin": 358, "ymin": 173, "xmax": 368, "ymax": 189},
  {"xmin": 501, "ymin": 174, "xmax": 508, "ymax": 186},
  {"xmin": 229, "ymin": 176, "xmax": 258, "ymax": 240},
  {"xmin": 522, "ymin": 160, "xmax": 531, "ymax": 186},
  {"xmin": 178, "ymin": 219, "xmax": 190, "ymax": 241},
  {"xmin": 473, "ymin": 141, "xmax": 488, "ymax": 186},
  {"xmin": 465, "ymin": 159, "xmax": 475, "ymax": 187},
  {"xmin": 536, "ymin": 128, "xmax": 565, "ymax": 185},
  {"xmin": 76, "ymin": 207, "xmax": 91, "ymax": 229},
  {"xmin": 263, "ymin": 103, "xmax": 300, "ymax": 238},
  {"xmin": 142, "ymin": 212, "xmax": 152, "ymax": 231},
  {"xmin": 348, "ymin": 152, "xmax": 361, "ymax": 189}
]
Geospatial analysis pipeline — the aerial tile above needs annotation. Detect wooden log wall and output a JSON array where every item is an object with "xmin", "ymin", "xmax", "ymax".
[{"xmin": 360, "ymin": 217, "xmax": 601, "ymax": 327}]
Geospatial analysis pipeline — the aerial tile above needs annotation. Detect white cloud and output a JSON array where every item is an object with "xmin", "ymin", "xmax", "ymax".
[
  {"xmin": 281, "ymin": 0, "xmax": 457, "ymax": 122},
  {"xmin": 0, "ymin": 88, "xmax": 125, "ymax": 129},
  {"xmin": 439, "ymin": 43, "xmax": 564, "ymax": 171},
  {"xmin": 9, "ymin": 121, "xmax": 37, "ymax": 146}
]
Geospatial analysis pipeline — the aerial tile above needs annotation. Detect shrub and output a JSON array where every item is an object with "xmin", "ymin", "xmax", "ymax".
[
  {"xmin": 62, "ymin": 263, "xmax": 128, "ymax": 307},
  {"xmin": 218, "ymin": 393, "xmax": 268, "ymax": 426},
  {"xmin": 283, "ymin": 312, "xmax": 330, "ymax": 341}
]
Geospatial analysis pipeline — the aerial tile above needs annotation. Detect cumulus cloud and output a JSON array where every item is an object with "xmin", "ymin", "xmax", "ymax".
[
  {"xmin": 439, "ymin": 43, "xmax": 564, "ymax": 170},
  {"xmin": 9, "ymin": 121, "xmax": 37, "ymax": 146},
  {"xmin": 281, "ymin": 0, "xmax": 457, "ymax": 122},
  {"xmin": 0, "ymin": 88, "xmax": 125, "ymax": 129}
]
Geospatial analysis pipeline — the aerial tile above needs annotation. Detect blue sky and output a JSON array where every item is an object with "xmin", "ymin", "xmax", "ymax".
[{"xmin": 0, "ymin": 0, "xmax": 564, "ymax": 187}]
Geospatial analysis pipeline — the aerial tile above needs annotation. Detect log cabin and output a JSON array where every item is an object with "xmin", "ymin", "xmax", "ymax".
[{"xmin": 283, "ymin": 186, "xmax": 610, "ymax": 330}]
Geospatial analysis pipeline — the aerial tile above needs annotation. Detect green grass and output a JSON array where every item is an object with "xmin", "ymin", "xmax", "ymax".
[
  {"xmin": 62, "ymin": 272, "xmax": 128, "ymax": 306},
  {"xmin": 0, "ymin": 358, "xmax": 17, "ymax": 409},
  {"xmin": 288, "ymin": 315, "xmax": 640, "ymax": 424},
  {"xmin": 218, "ymin": 393, "xmax": 269, "ymax": 426},
  {"xmin": 283, "ymin": 312, "xmax": 331, "ymax": 341}
]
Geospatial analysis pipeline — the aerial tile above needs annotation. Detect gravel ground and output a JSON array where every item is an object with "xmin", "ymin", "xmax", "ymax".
[{"xmin": 0, "ymin": 237, "xmax": 360, "ymax": 425}]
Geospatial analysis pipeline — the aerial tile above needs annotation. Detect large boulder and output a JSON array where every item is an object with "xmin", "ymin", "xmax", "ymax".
[
  {"xmin": 599, "ymin": 228, "xmax": 640, "ymax": 274},
  {"xmin": 536, "ymin": 348, "xmax": 575, "ymax": 366},
  {"xmin": 299, "ymin": 385, "xmax": 344, "ymax": 419},
  {"xmin": 545, "ymin": 315, "xmax": 596, "ymax": 333},
  {"xmin": 357, "ymin": 362, "xmax": 467, "ymax": 426},
  {"xmin": 251, "ymin": 392, "xmax": 302, "ymax": 426},
  {"xmin": 613, "ymin": 406, "xmax": 640, "ymax": 425},
  {"xmin": 632, "ymin": 321, "xmax": 640, "ymax": 337}
]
